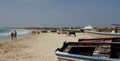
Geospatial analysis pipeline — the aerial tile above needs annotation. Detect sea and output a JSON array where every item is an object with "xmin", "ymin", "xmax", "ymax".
[{"xmin": 0, "ymin": 28, "xmax": 31, "ymax": 43}]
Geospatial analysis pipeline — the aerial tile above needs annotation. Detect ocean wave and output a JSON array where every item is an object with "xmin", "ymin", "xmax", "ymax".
[{"xmin": 0, "ymin": 29, "xmax": 31, "ymax": 37}]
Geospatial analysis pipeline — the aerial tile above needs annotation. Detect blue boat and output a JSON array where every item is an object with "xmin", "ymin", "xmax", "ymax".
[{"xmin": 55, "ymin": 37, "xmax": 120, "ymax": 61}]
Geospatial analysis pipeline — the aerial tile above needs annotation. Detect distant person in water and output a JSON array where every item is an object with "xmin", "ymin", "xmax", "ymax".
[
  {"xmin": 14, "ymin": 30, "xmax": 17, "ymax": 39},
  {"xmin": 10, "ymin": 32, "xmax": 14, "ymax": 40}
]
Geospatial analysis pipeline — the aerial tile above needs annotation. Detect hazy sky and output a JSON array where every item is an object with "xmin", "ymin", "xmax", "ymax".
[{"xmin": 0, "ymin": 0, "xmax": 120, "ymax": 27}]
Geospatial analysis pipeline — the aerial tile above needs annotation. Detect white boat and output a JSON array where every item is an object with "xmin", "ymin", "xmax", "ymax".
[{"xmin": 85, "ymin": 30, "xmax": 120, "ymax": 36}]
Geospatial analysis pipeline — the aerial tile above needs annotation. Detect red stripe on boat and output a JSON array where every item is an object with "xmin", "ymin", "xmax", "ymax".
[{"xmin": 58, "ymin": 57, "xmax": 75, "ymax": 61}]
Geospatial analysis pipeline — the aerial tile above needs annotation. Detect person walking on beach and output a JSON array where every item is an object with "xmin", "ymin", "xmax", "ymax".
[
  {"xmin": 14, "ymin": 30, "xmax": 17, "ymax": 39},
  {"xmin": 10, "ymin": 32, "xmax": 14, "ymax": 40}
]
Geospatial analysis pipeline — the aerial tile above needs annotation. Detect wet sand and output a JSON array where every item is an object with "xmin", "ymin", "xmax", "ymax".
[{"xmin": 0, "ymin": 32, "xmax": 116, "ymax": 61}]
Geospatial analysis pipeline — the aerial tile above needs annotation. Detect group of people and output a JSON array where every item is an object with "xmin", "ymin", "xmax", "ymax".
[
  {"xmin": 32, "ymin": 30, "xmax": 40, "ymax": 34},
  {"xmin": 68, "ymin": 31, "xmax": 76, "ymax": 37},
  {"xmin": 10, "ymin": 30, "xmax": 17, "ymax": 40}
]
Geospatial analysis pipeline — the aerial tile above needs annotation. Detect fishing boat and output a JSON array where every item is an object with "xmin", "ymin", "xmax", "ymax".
[{"xmin": 55, "ymin": 37, "xmax": 120, "ymax": 61}]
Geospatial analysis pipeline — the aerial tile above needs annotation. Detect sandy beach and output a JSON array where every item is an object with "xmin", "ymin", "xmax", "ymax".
[{"xmin": 0, "ymin": 32, "xmax": 117, "ymax": 61}]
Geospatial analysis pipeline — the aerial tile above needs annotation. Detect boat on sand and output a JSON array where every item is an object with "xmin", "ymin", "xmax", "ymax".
[{"xmin": 55, "ymin": 37, "xmax": 120, "ymax": 61}]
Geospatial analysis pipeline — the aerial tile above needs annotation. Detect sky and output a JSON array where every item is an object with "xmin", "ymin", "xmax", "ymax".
[{"xmin": 0, "ymin": 0, "xmax": 120, "ymax": 27}]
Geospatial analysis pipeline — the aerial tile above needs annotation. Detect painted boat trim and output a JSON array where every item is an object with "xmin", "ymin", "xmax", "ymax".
[{"xmin": 55, "ymin": 51, "xmax": 120, "ymax": 61}]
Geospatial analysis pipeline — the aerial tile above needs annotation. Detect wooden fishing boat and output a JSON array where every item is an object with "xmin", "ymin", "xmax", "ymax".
[{"xmin": 55, "ymin": 37, "xmax": 120, "ymax": 61}]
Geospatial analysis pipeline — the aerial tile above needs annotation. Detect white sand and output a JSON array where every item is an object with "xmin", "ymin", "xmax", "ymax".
[{"xmin": 0, "ymin": 33, "xmax": 115, "ymax": 61}]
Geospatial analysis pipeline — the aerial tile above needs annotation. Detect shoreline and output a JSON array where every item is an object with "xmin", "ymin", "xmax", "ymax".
[{"xmin": 0, "ymin": 29, "xmax": 31, "ymax": 44}]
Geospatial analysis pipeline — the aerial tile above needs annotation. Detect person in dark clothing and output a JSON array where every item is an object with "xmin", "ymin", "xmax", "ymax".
[
  {"xmin": 10, "ymin": 32, "xmax": 14, "ymax": 40},
  {"xmin": 14, "ymin": 30, "xmax": 17, "ymax": 39}
]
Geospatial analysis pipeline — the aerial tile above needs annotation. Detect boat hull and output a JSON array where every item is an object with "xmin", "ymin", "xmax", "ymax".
[{"xmin": 55, "ymin": 51, "xmax": 120, "ymax": 61}]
